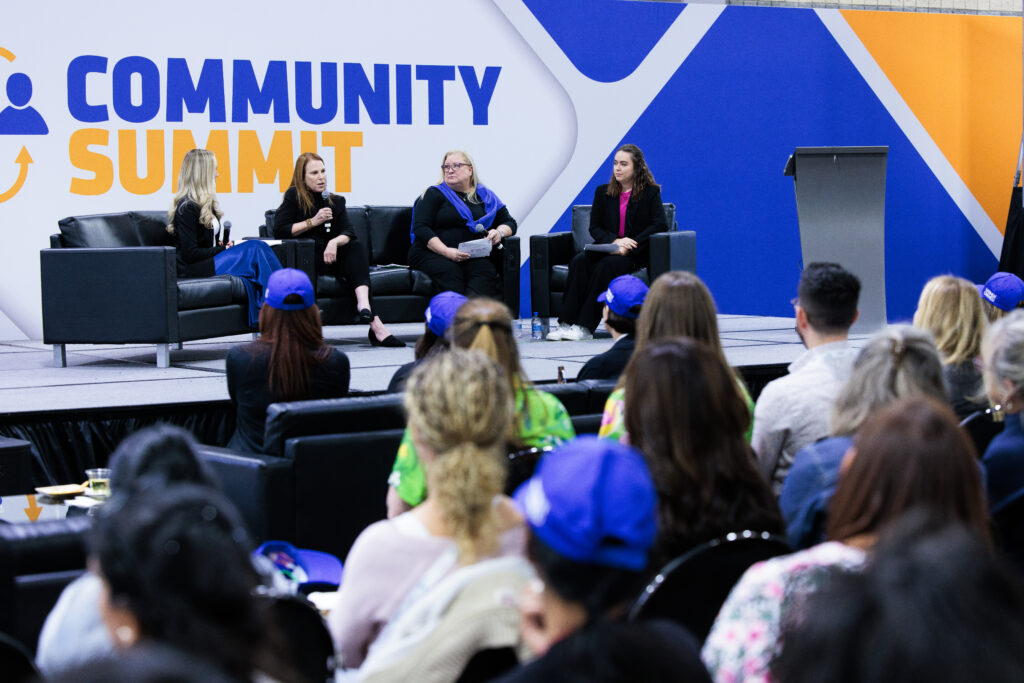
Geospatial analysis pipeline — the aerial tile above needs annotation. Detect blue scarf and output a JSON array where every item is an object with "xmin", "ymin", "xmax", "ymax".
[{"xmin": 410, "ymin": 183, "xmax": 505, "ymax": 242}]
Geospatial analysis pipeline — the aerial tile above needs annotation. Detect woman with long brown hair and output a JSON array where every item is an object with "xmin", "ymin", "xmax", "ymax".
[
  {"xmin": 225, "ymin": 268, "xmax": 350, "ymax": 453},
  {"xmin": 548, "ymin": 143, "xmax": 668, "ymax": 341},
  {"xmin": 599, "ymin": 270, "xmax": 754, "ymax": 442},
  {"xmin": 624, "ymin": 338, "xmax": 781, "ymax": 566},
  {"xmin": 274, "ymin": 152, "xmax": 402, "ymax": 346},
  {"xmin": 703, "ymin": 397, "xmax": 990, "ymax": 682}
]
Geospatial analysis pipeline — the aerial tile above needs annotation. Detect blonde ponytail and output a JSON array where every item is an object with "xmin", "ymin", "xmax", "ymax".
[
  {"xmin": 427, "ymin": 443, "xmax": 506, "ymax": 563},
  {"xmin": 404, "ymin": 348, "xmax": 514, "ymax": 562}
]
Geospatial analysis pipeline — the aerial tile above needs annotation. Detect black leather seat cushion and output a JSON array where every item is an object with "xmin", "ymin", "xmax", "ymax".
[
  {"xmin": 177, "ymin": 275, "xmax": 246, "ymax": 310},
  {"xmin": 368, "ymin": 267, "xmax": 416, "ymax": 296},
  {"xmin": 317, "ymin": 274, "xmax": 351, "ymax": 297}
]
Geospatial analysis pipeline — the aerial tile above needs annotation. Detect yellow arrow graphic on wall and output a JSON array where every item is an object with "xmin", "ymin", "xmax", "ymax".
[
  {"xmin": 24, "ymin": 494, "xmax": 41, "ymax": 521},
  {"xmin": 0, "ymin": 147, "xmax": 32, "ymax": 203}
]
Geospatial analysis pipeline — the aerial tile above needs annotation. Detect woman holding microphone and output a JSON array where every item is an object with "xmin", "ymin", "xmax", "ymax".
[{"xmin": 274, "ymin": 152, "xmax": 402, "ymax": 347}]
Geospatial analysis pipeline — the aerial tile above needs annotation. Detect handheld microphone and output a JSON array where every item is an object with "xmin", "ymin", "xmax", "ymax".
[
  {"xmin": 322, "ymin": 190, "xmax": 332, "ymax": 233},
  {"xmin": 221, "ymin": 220, "xmax": 232, "ymax": 245}
]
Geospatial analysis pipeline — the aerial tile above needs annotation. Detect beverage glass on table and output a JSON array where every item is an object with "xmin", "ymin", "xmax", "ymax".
[{"xmin": 85, "ymin": 468, "xmax": 111, "ymax": 497}]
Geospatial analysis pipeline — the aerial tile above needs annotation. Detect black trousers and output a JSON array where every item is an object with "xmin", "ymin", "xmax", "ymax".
[
  {"xmin": 318, "ymin": 239, "xmax": 371, "ymax": 289},
  {"xmin": 408, "ymin": 243, "xmax": 500, "ymax": 298},
  {"xmin": 559, "ymin": 251, "xmax": 638, "ymax": 332}
]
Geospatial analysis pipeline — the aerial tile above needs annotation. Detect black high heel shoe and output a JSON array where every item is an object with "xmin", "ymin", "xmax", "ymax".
[
  {"xmin": 357, "ymin": 308, "xmax": 373, "ymax": 324},
  {"xmin": 368, "ymin": 328, "xmax": 406, "ymax": 348}
]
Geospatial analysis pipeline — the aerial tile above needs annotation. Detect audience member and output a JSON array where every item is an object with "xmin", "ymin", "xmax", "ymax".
[
  {"xmin": 408, "ymin": 150, "xmax": 517, "ymax": 298},
  {"xmin": 385, "ymin": 291, "xmax": 465, "ymax": 393},
  {"xmin": 167, "ymin": 148, "xmax": 281, "ymax": 327},
  {"xmin": 913, "ymin": 274, "xmax": 988, "ymax": 419},
  {"xmin": 702, "ymin": 397, "xmax": 989, "ymax": 682},
  {"xmin": 752, "ymin": 262, "xmax": 861, "ymax": 493},
  {"xmin": 492, "ymin": 436, "xmax": 711, "ymax": 683},
  {"xmin": 624, "ymin": 339, "xmax": 781, "ymax": 566},
  {"xmin": 576, "ymin": 275, "xmax": 647, "ymax": 381},
  {"xmin": 273, "ymin": 152, "xmax": 401, "ymax": 346},
  {"xmin": 772, "ymin": 512, "xmax": 1024, "ymax": 683},
  {"xmin": 779, "ymin": 325, "xmax": 947, "ymax": 548},
  {"xmin": 41, "ymin": 642, "xmax": 244, "ymax": 683},
  {"xmin": 387, "ymin": 299, "xmax": 574, "ymax": 516},
  {"xmin": 330, "ymin": 349, "xmax": 531, "ymax": 677},
  {"xmin": 225, "ymin": 268, "xmax": 350, "ymax": 453},
  {"xmin": 980, "ymin": 310, "xmax": 1024, "ymax": 513},
  {"xmin": 36, "ymin": 425, "xmax": 219, "ymax": 676},
  {"xmin": 598, "ymin": 270, "xmax": 754, "ymax": 442},
  {"xmin": 548, "ymin": 144, "xmax": 667, "ymax": 341},
  {"xmin": 92, "ymin": 484, "xmax": 291, "ymax": 681},
  {"xmin": 978, "ymin": 271, "xmax": 1024, "ymax": 322}
]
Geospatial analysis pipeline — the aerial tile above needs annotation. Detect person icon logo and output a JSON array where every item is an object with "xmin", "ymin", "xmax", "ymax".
[{"xmin": 0, "ymin": 72, "xmax": 48, "ymax": 135}]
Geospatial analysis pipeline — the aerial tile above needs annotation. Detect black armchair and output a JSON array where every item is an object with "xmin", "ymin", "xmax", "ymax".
[
  {"xmin": 529, "ymin": 203, "xmax": 693, "ymax": 320},
  {"xmin": 628, "ymin": 531, "xmax": 790, "ymax": 642},
  {"xmin": 42, "ymin": 211, "xmax": 296, "ymax": 368}
]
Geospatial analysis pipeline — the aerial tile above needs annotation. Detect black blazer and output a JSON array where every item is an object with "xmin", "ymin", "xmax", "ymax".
[
  {"xmin": 589, "ymin": 184, "xmax": 668, "ymax": 264},
  {"xmin": 577, "ymin": 334, "xmax": 635, "ymax": 382}
]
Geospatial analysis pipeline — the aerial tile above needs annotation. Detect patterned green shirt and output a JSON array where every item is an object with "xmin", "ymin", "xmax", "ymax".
[{"xmin": 389, "ymin": 387, "xmax": 575, "ymax": 506}]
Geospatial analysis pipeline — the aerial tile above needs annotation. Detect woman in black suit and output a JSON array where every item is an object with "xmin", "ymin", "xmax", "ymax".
[
  {"xmin": 274, "ymin": 152, "xmax": 402, "ymax": 347},
  {"xmin": 547, "ymin": 144, "xmax": 668, "ymax": 341}
]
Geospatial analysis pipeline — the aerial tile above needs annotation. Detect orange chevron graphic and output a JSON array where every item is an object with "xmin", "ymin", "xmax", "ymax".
[{"xmin": 842, "ymin": 11, "xmax": 1022, "ymax": 234}]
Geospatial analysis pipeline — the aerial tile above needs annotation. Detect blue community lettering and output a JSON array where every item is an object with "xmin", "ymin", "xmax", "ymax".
[{"xmin": 66, "ymin": 56, "xmax": 501, "ymax": 126}]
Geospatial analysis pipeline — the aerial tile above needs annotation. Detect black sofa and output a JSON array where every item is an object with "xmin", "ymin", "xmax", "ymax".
[
  {"xmin": 195, "ymin": 380, "xmax": 616, "ymax": 560},
  {"xmin": 0, "ymin": 516, "xmax": 91, "ymax": 654},
  {"xmin": 41, "ymin": 211, "xmax": 301, "ymax": 368},
  {"xmin": 529, "ymin": 204, "xmax": 695, "ymax": 321},
  {"xmin": 263, "ymin": 204, "xmax": 521, "ymax": 323}
]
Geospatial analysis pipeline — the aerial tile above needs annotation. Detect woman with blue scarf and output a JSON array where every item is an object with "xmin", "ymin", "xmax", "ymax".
[{"xmin": 408, "ymin": 150, "xmax": 517, "ymax": 297}]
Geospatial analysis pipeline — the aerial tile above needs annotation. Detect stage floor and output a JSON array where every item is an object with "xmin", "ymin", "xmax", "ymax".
[{"xmin": 0, "ymin": 315, "xmax": 871, "ymax": 414}]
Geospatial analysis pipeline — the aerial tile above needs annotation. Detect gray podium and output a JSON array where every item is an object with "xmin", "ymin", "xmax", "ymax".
[{"xmin": 784, "ymin": 146, "xmax": 888, "ymax": 333}]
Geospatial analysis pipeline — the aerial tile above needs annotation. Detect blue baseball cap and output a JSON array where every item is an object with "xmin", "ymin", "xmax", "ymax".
[
  {"xmin": 978, "ymin": 272, "xmax": 1024, "ymax": 312},
  {"xmin": 514, "ymin": 436, "xmax": 657, "ymax": 571},
  {"xmin": 425, "ymin": 291, "xmax": 467, "ymax": 336},
  {"xmin": 597, "ymin": 275, "xmax": 649, "ymax": 319},
  {"xmin": 265, "ymin": 268, "xmax": 315, "ymax": 310},
  {"xmin": 255, "ymin": 540, "xmax": 343, "ymax": 587}
]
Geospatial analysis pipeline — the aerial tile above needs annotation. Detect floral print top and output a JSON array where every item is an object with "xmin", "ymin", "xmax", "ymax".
[{"xmin": 701, "ymin": 541, "xmax": 866, "ymax": 683}]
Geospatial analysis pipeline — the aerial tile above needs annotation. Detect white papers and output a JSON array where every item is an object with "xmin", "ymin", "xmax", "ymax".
[{"xmin": 457, "ymin": 237, "xmax": 493, "ymax": 258}]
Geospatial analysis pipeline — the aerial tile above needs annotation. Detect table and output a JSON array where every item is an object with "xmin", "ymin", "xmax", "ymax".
[{"xmin": 0, "ymin": 493, "xmax": 100, "ymax": 524}]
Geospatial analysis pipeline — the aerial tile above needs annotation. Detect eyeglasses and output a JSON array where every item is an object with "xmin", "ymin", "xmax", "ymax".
[{"xmin": 442, "ymin": 163, "xmax": 470, "ymax": 172}]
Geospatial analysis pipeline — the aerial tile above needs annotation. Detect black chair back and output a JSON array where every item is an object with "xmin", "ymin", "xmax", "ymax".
[
  {"xmin": 959, "ymin": 408, "xmax": 1004, "ymax": 458},
  {"xmin": 262, "ymin": 593, "xmax": 334, "ymax": 683},
  {"xmin": 505, "ymin": 446, "xmax": 551, "ymax": 496},
  {"xmin": 0, "ymin": 631, "xmax": 37, "ymax": 683},
  {"xmin": 629, "ymin": 531, "xmax": 791, "ymax": 642},
  {"xmin": 994, "ymin": 487, "xmax": 1024, "ymax": 576}
]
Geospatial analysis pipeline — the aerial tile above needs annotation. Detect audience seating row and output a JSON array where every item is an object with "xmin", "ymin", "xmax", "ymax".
[
  {"xmin": 195, "ymin": 379, "xmax": 618, "ymax": 561},
  {"xmin": 0, "ymin": 516, "xmax": 91, "ymax": 654}
]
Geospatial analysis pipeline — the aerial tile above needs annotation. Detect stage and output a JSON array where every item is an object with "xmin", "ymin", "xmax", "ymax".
[{"xmin": 0, "ymin": 314, "xmax": 871, "ymax": 486}]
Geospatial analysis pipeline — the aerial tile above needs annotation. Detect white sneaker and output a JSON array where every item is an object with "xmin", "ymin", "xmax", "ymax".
[
  {"xmin": 547, "ymin": 323, "xmax": 569, "ymax": 341},
  {"xmin": 561, "ymin": 325, "xmax": 593, "ymax": 341}
]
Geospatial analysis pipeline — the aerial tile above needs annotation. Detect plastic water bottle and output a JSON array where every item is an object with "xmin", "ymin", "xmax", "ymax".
[{"xmin": 531, "ymin": 312, "xmax": 543, "ymax": 340}]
